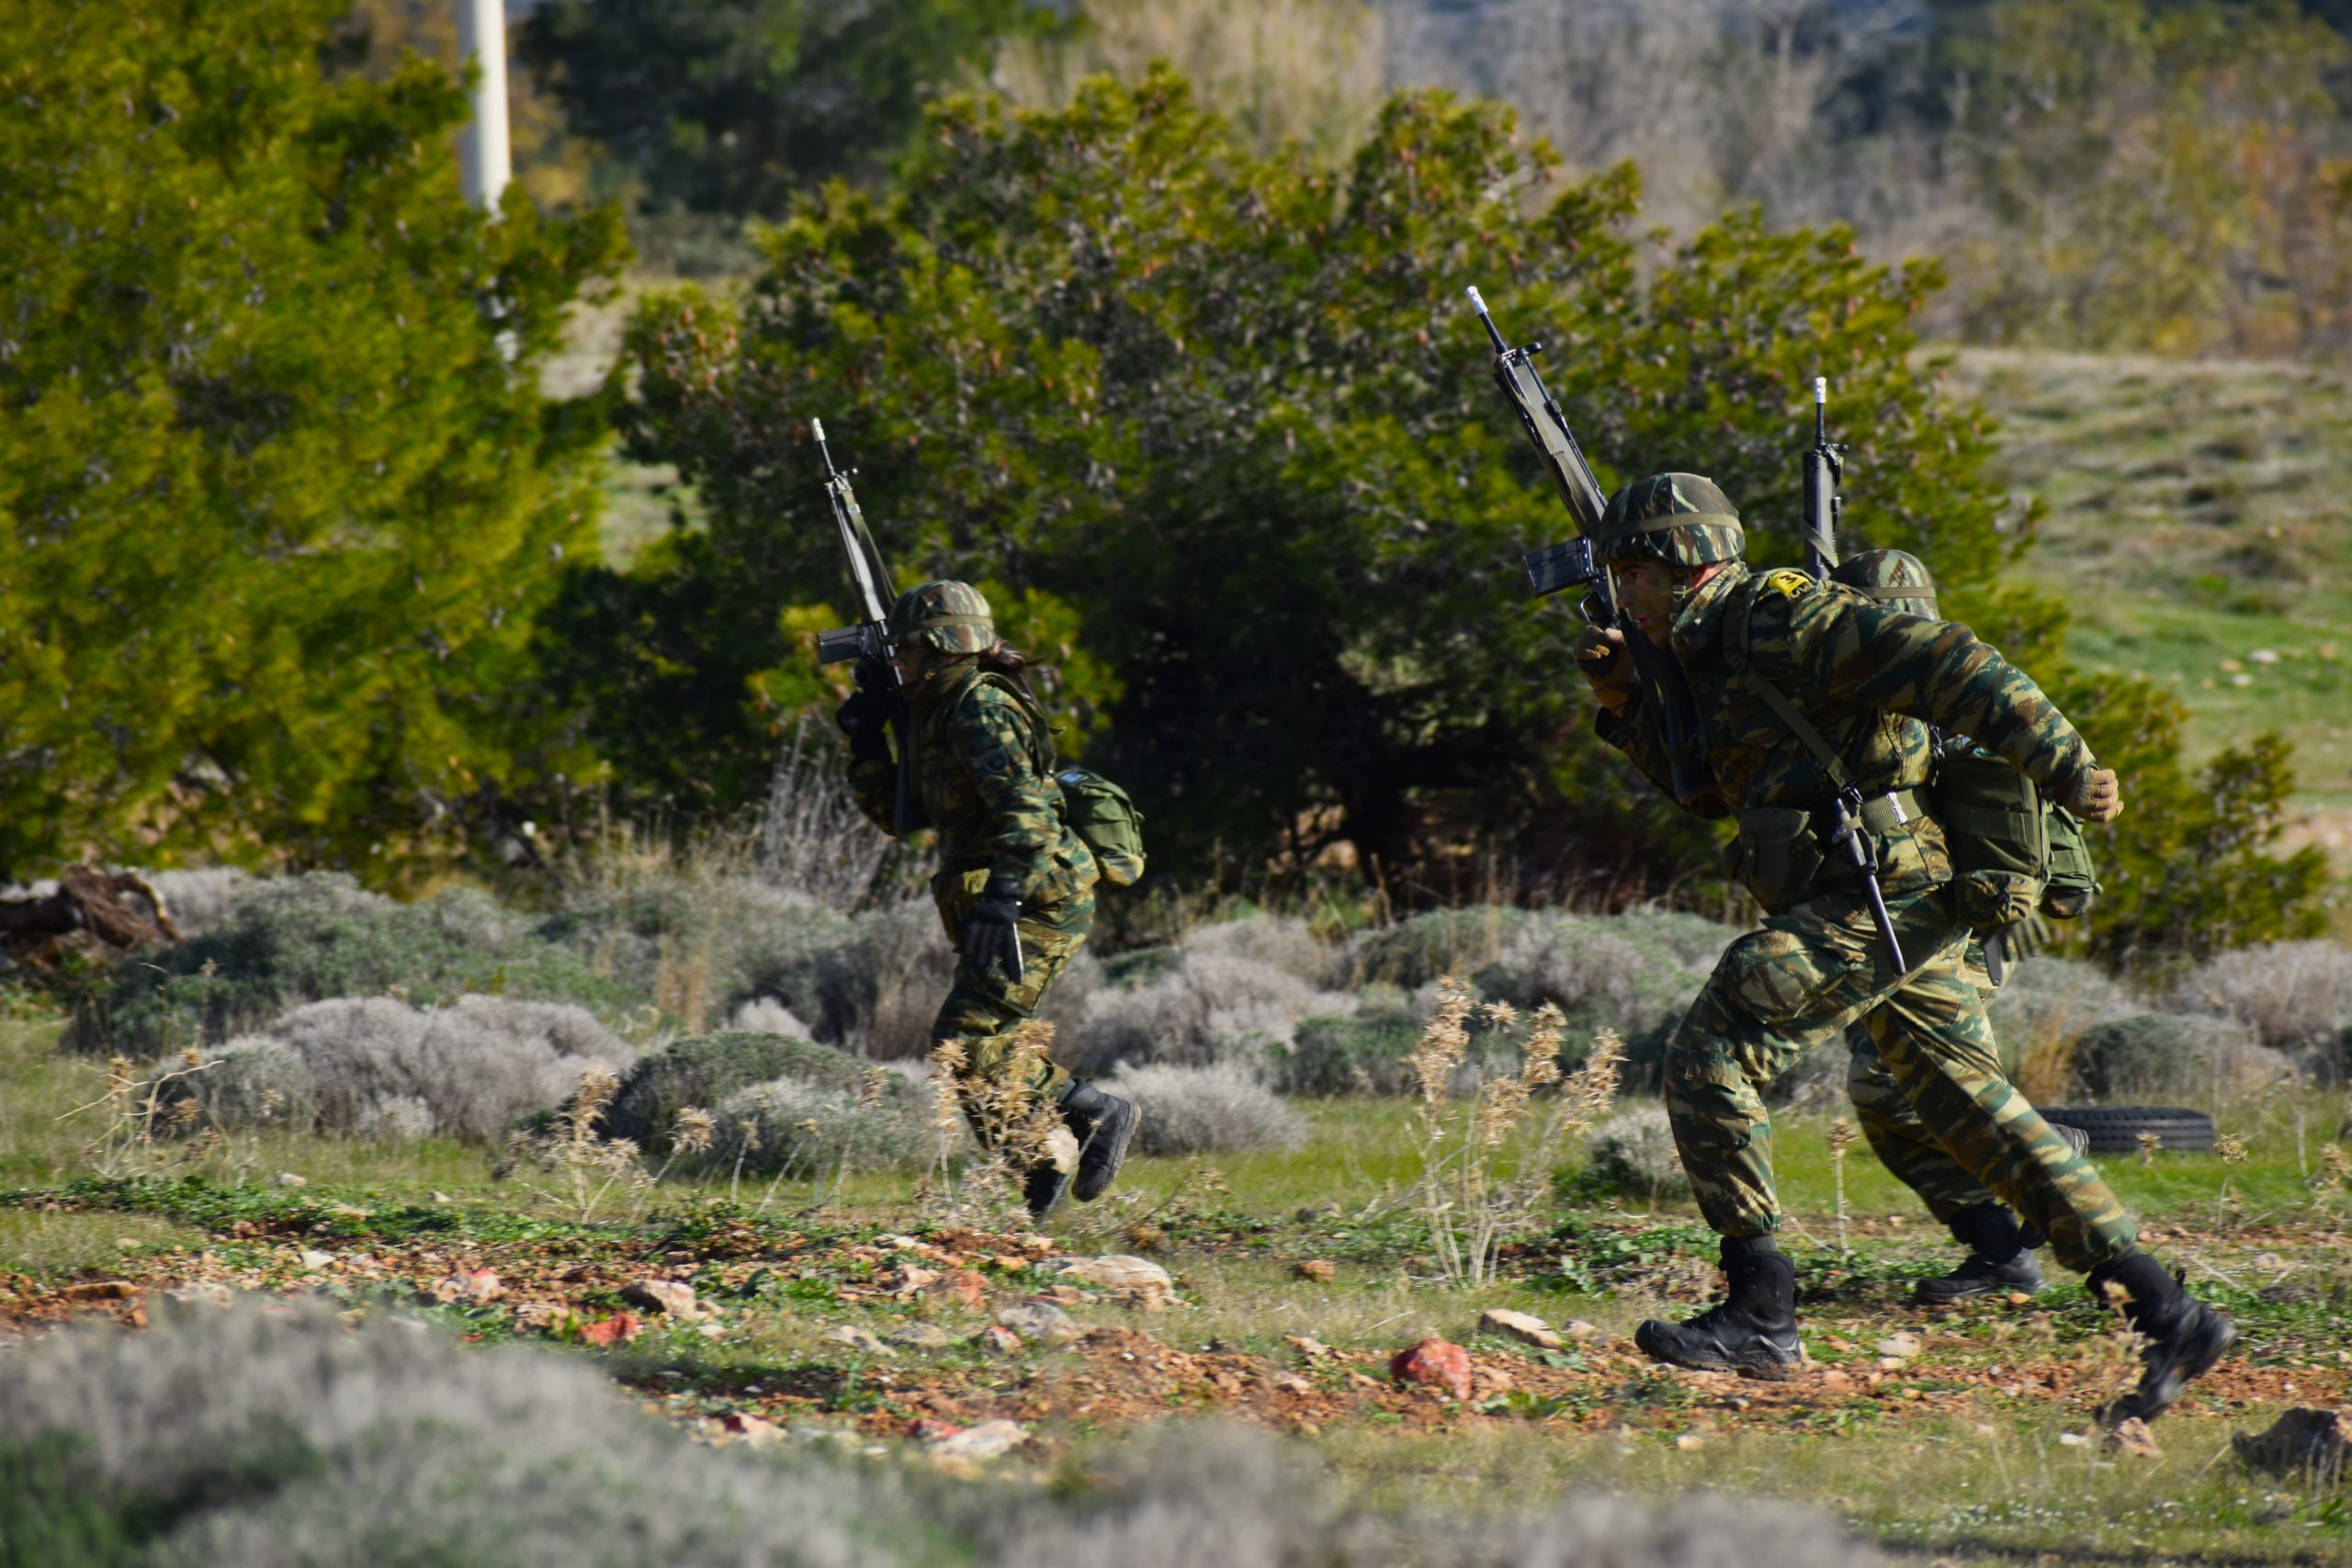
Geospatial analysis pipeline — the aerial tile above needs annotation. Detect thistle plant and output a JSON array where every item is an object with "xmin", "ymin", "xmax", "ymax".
[
  {"xmin": 1405, "ymin": 977, "xmax": 1623, "ymax": 1287},
  {"xmin": 1826, "ymin": 1116, "xmax": 1858, "ymax": 1255},
  {"xmin": 918, "ymin": 1021, "xmax": 1065, "ymax": 1229}
]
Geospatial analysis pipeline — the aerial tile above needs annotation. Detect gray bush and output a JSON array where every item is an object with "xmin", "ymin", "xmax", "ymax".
[
  {"xmin": 1182, "ymin": 913, "xmax": 1343, "ymax": 988},
  {"xmin": 1, "ymin": 1300, "xmax": 1883, "ymax": 1568},
  {"xmin": 166, "ymin": 996, "xmax": 638, "ymax": 1144},
  {"xmin": 1984, "ymin": 955, "xmax": 2137, "ymax": 1079},
  {"xmin": 75, "ymin": 874, "xmax": 651, "ymax": 1055},
  {"xmin": 1584, "ymin": 1105, "xmax": 1689, "ymax": 1199},
  {"xmin": 2070, "ymin": 1012, "xmax": 2295, "ymax": 1103},
  {"xmin": 1063, "ymin": 953, "xmax": 1355, "ymax": 1078},
  {"xmin": 1349, "ymin": 906, "xmax": 1538, "ymax": 988},
  {"xmin": 143, "ymin": 866, "xmax": 255, "ymax": 938},
  {"xmin": 1271, "ymin": 984, "xmax": 1526, "ymax": 1097},
  {"xmin": 602, "ymin": 1031, "xmax": 910, "ymax": 1153},
  {"xmin": 1102, "ymin": 1062, "xmax": 1309, "ymax": 1156},
  {"xmin": 706, "ymin": 1077, "xmax": 926, "ymax": 1175},
  {"xmin": 1474, "ymin": 912, "xmax": 1728, "ymax": 1081},
  {"xmin": 2167, "ymin": 941, "xmax": 2352, "ymax": 1062}
]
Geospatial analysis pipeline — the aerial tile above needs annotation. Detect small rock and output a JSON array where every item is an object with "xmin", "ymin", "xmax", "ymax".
[
  {"xmin": 886, "ymin": 1323, "xmax": 955, "ymax": 1350},
  {"xmin": 822, "ymin": 1325, "xmax": 895, "ymax": 1357},
  {"xmin": 971, "ymin": 1325, "xmax": 1023, "ymax": 1355},
  {"xmin": 927, "ymin": 1419, "xmax": 1028, "ymax": 1464},
  {"xmin": 2233, "ymin": 1407, "xmax": 2351, "ymax": 1479},
  {"xmin": 1268, "ymin": 1369, "xmax": 1314, "ymax": 1393},
  {"xmin": 1389, "ymin": 1337, "xmax": 1473, "ymax": 1402},
  {"xmin": 1047, "ymin": 1255, "xmax": 1173, "ymax": 1301},
  {"xmin": 435, "ymin": 1269, "xmax": 503, "ymax": 1304},
  {"xmin": 1287, "ymin": 1335, "xmax": 1336, "ymax": 1359},
  {"xmin": 431, "ymin": 1190, "xmax": 454, "ymax": 1203},
  {"xmin": 996, "ymin": 1300, "xmax": 1080, "ymax": 1345},
  {"xmin": 326, "ymin": 1202, "xmax": 369, "ymax": 1220},
  {"xmin": 1819, "ymin": 1370, "xmax": 1854, "ymax": 1389},
  {"xmin": 695, "ymin": 1321, "xmax": 726, "ymax": 1341},
  {"xmin": 718, "ymin": 1412, "xmax": 783, "ymax": 1448},
  {"xmin": 621, "ymin": 1279, "xmax": 705, "ymax": 1320},
  {"xmin": 1675, "ymin": 1432, "xmax": 1705, "ymax": 1450},
  {"xmin": 2057, "ymin": 1431, "xmax": 2091, "ymax": 1448},
  {"xmin": 579, "ymin": 1312, "xmax": 640, "ymax": 1347},
  {"xmin": 1877, "ymin": 1357, "xmax": 1907, "ymax": 1372},
  {"xmin": 1478, "ymin": 1308, "xmax": 1562, "ymax": 1350},
  {"xmin": 58, "ymin": 1280, "xmax": 138, "ymax": 1303},
  {"xmin": 1873, "ymin": 1332, "xmax": 1922, "ymax": 1359},
  {"xmin": 1294, "ymin": 1259, "xmax": 1338, "ymax": 1282},
  {"xmin": 2106, "ymin": 1417, "xmax": 2161, "ymax": 1457},
  {"xmin": 1563, "ymin": 1320, "xmax": 1599, "ymax": 1339},
  {"xmin": 164, "ymin": 1281, "xmax": 234, "ymax": 1310},
  {"xmin": 884, "ymin": 1265, "xmax": 942, "ymax": 1300},
  {"xmin": 275, "ymin": 1172, "xmax": 307, "ymax": 1188},
  {"xmin": 297, "ymin": 1250, "xmax": 333, "ymax": 1270},
  {"xmin": 2005, "ymin": 1292, "xmax": 2033, "ymax": 1307},
  {"xmin": 941, "ymin": 1269, "xmax": 989, "ymax": 1312}
]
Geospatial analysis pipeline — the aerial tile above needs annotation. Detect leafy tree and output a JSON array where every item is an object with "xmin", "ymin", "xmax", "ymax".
[
  {"xmin": 516, "ymin": 0, "xmax": 1057, "ymax": 216},
  {"xmin": 568, "ymin": 72, "xmax": 2012, "ymax": 892},
  {"xmin": 0, "ymin": 0, "xmax": 626, "ymax": 879}
]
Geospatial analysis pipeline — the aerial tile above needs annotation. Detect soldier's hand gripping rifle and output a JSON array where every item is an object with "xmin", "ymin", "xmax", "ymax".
[
  {"xmin": 1801, "ymin": 376, "xmax": 1844, "ymax": 582},
  {"xmin": 1464, "ymin": 286, "xmax": 1714, "ymax": 805},
  {"xmin": 812, "ymin": 420, "xmax": 929, "ymax": 836}
]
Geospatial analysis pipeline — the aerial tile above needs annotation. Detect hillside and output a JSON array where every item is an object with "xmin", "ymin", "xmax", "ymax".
[{"xmin": 1945, "ymin": 350, "xmax": 2352, "ymax": 861}]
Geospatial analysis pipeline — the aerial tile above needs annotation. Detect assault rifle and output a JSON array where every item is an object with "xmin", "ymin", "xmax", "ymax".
[
  {"xmin": 1801, "ymin": 377, "xmax": 1844, "ymax": 582},
  {"xmin": 811, "ymin": 420, "xmax": 928, "ymax": 836},
  {"xmin": 1464, "ymin": 286, "xmax": 1715, "ymax": 805}
]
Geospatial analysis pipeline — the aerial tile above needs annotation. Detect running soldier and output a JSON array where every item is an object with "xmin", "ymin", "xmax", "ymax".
[
  {"xmin": 1576, "ymin": 475, "xmax": 2231, "ymax": 1425},
  {"xmin": 836, "ymin": 580, "xmax": 1136, "ymax": 1220}
]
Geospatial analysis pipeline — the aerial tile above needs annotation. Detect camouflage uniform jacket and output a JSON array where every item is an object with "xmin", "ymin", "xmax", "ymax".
[
  {"xmin": 850, "ymin": 662, "xmax": 1098, "ymax": 908},
  {"xmin": 1597, "ymin": 563, "xmax": 2098, "ymax": 898}
]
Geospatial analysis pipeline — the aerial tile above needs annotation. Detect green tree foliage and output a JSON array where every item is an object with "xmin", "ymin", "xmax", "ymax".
[
  {"xmin": 0, "ymin": 0, "xmax": 626, "ymax": 878},
  {"xmin": 570, "ymin": 72, "xmax": 2011, "ymax": 889},
  {"xmin": 516, "ymin": 0, "xmax": 1056, "ymax": 216}
]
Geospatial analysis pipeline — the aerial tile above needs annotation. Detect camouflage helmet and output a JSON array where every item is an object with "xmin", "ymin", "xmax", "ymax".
[
  {"xmin": 888, "ymin": 580, "xmax": 995, "ymax": 655},
  {"xmin": 1592, "ymin": 473, "xmax": 1746, "ymax": 570},
  {"xmin": 1829, "ymin": 548, "xmax": 1938, "ymax": 618}
]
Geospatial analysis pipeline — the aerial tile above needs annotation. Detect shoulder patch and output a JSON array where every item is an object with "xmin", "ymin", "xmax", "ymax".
[{"xmin": 1761, "ymin": 569, "xmax": 1814, "ymax": 600}]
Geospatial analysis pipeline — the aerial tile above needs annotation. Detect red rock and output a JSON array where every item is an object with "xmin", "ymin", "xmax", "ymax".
[
  {"xmin": 579, "ymin": 1312, "xmax": 641, "ymax": 1347},
  {"xmin": 941, "ymin": 1269, "xmax": 989, "ymax": 1311},
  {"xmin": 1389, "ymin": 1337, "xmax": 1473, "ymax": 1401},
  {"xmin": 972, "ymin": 1325, "xmax": 1023, "ymax": 1355},
  {"xmin": 906, "ymin": 1417, "xmax": 965, "ymax": 1441}
]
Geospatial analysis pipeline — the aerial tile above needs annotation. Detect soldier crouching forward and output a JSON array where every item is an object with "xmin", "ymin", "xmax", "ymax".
[
  {"xmin": 1575, "ymin": 474, "xmax": 2232, "ymax": 1426},
  {"xmin": 834, "ymin": 580, "xmax": 1136, "ymax": 1222}
]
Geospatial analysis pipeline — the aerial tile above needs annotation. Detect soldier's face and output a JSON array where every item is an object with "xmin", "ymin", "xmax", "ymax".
[{"xmin": 1611, "ymin": 561, "xmax": 1681, "ymax": 645}]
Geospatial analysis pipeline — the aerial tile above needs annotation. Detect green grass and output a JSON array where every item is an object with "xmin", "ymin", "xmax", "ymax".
[{"xmin": 1950, "ymin": 348, "xmax": 2352, "ymax": 819}]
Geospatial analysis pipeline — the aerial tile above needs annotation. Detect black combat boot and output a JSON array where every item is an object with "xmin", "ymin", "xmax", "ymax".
[
  {"xmin": 2087, "ymin": 1250, "xmax": 2237, "ymax": 1426},
  {"xmin": 1059, "ymin": 1079, "xmax": 1137, "ymax": 1202},
  {"xmin": 1916, "ymin": 1203, "xmax": 2046, "ymax": 1303},
  {"xmin": 1634, "ymin": 1236, "xmax": 1803, "ymax": 1379},
  {"xmin": 1023, "ymin": 1160, "xmax": 1071, "ymax": 1223}
]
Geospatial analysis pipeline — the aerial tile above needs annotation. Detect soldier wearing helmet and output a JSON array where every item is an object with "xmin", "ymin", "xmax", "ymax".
[
  {"xmin": 835, "ymin": 581, "xmax": 1135, "ymax": 1220},
  {"xmin": 1570, "ymin": 473, "xmax": 2230, "ymax": 1427}
]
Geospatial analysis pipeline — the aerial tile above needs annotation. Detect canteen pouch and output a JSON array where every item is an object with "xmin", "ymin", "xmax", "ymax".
[{"xmin": 1731, "ymin": 806, "xmax": 1826, "ymax": 912}]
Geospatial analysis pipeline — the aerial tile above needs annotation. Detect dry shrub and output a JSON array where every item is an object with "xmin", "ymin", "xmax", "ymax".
[
  {"xmin": 163, "ymin": 996, "xmax": 636, "ymax": 1145},
  {"xmin": 600, "ymin": 1031, "xmax": 901, "ymax": 1153},
  {"xmin": 1064, "ymin": 952, "xmax": 1354, "ymax": 1078},
  {"xmin": 2168, "ymin": 941, "xmax": 2352, "ymax": 1066},
  {"xmin": 1986, "ymin": 956, "xmax": 2138, "ymax": 1100},
  {"xmin": 2069, "ymin": 1012, "xmax": 2295, "ymax": 1105},
  {"xmin": 141, "ymin": 866, "xmax": 254, "ymax": 937},
  {"xmin": 1102, "ymin": 1062, "xmax": 1309, "ymax": 1156},
  {"xmin": 706, "ymin": 1073, "xmax": 926, "ymax": 1178},
  {"xmin": 1584, "ymin": 1105, "xmax": 1690, "ymax": 1201},
  {"xmin": 1180, "ymin": 912, "xmax": 1344, "ymax": 988}
]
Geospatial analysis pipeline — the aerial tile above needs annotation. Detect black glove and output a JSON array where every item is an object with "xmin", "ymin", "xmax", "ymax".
[
  {"xmin": 960, "ymin": 875, "xmax": 1024, "ymax": 983},
  {"xmin": 834, "ymin": 690, "xmax": 893, "ymax": 763}
]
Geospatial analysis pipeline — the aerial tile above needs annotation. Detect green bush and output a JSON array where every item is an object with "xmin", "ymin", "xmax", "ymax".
[
  {"xmin": 2069, "ymin": 1012, "xmax": 2290, "ymax": 1103},
  {"xmin": 1351, "ymin": 909, "xmax": 1539, "ymax": 990},
  {"xmin": 601, "ymin": 1031, "xmax": 895, "ymax": 1152},
  {"xmin": 72, "ymin": 875, "xmax": 650, "ymax": 1056},
  {"xmin": 1273, "ymin": 990, "xmax": 1519, "ymax": 1097},
  {"xmin": 702, "ymin": 1077, "xmax": 927, "ymax": 1177}
]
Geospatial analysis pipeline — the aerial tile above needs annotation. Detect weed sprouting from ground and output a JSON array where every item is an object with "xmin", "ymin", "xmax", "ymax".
[
  {"xmin": 1827, "ymin": 1115, "xmax": 1857, "ymax": 1255},
  {"xmin": 510, "ymin": 1066, "xmax": 710, "ymax": 1224},
  {"xmin": 916, "ymin": 1022, "xmax": 1065, "ymax": 1231},
  {"xmin": 68, "ymin": 1051, "xmax": 214, "ymax": 1179},
  {"xmin": 1406, "ymin": 978, "xmax": 1623, "ymax": 1287}
]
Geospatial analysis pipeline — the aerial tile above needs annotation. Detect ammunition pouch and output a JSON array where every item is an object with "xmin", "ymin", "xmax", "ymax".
[
  {"xmin": 1728, "ymin": 807, "xmax": 1826, "ymax": 912},
  {"xmin": 2040, "ymin": 805, "xmax": 2101, "ymax": 919},
  {"xmin": 1927, "ymin": 745, "xmax": 2088, "ymax": 933}
]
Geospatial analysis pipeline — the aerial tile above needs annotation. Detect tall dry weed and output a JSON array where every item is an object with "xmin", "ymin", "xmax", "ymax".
[{"xmin": 1405, "ymin": 978, "xmax": 1623, "ymax": 1287}]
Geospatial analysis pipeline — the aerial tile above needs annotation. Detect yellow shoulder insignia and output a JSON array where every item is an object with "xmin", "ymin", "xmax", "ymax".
[{"xmin": 1761, "ymin": 569, "xmax": 1813, "ymax": 600}]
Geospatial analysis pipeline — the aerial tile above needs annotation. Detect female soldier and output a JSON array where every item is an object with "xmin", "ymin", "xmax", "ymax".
[{"xmin": 834, "ymin": 580, "xmax": 1135, "ymax": 1220}]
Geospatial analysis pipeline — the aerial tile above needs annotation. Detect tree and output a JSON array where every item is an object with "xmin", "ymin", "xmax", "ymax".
[
  {"xmin": 0, "ymin": 0, "xmax": 626, "ymax": 878},
  {"xmin": 565, "ymin": 71, "xmax": 2012, "ymax": 894},
  {"xmin": 516, "ymin": 0, "xmax": 1056, "ymax": 217}
]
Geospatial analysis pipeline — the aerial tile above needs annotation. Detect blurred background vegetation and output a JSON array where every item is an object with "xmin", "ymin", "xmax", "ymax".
[{"xmin": 4, "ymin": 0, "xmax": 2347, "ymax": 972}]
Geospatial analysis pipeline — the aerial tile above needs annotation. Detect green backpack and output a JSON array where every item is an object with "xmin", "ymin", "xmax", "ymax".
[{"xmin": 1056, "ymin": 767, "xmax": 1148, "ymax": 887}]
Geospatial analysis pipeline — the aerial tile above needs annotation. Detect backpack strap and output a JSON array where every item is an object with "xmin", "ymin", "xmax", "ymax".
[{"xmin": 1739, "ymin": 591, "xmax": 1854, "ymax": 792}]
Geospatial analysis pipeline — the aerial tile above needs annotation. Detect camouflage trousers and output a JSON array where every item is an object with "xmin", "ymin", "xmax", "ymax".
[
  {"xmin": 1662, "ymin": 886, "xmax": 2137, "ymax": 1275},
  {"xmin": 931, "ymin": 878, "xmax": 1094, "ymax": 1128},
  {"xmin": 1844, "ymin": 942, "xmax": 2002, "ymax": 1228}
]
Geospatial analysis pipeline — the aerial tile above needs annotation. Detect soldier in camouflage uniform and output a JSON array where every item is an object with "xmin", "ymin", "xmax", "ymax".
[
  {"xmin": 836, "ymin": 581, "xmax": 1136, "ymax": 1220},
  {"xmin": 1826, "ymin": 549, "xmax": 2085, "ymax": 1303},
  {"xmin": 1575, "ymin": 475, "xmax": 2231, "ymax": 1423}
]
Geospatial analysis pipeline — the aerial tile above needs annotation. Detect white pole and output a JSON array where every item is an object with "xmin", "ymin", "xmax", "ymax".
[{"xmin": 456, "ymin": 0, "xmax": 511, "ymax": 209}]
